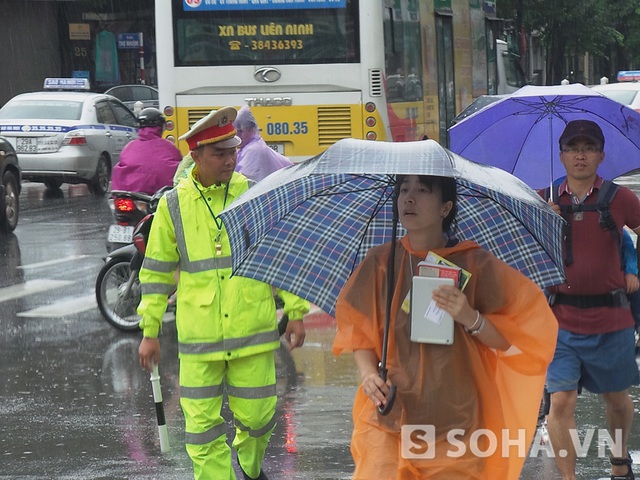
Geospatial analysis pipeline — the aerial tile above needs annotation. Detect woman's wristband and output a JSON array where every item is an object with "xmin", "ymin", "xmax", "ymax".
[
  {"xmin": 464, "ymin": 310, "xmax": 481, "ymax": 332},
  {"xmin": 465, "ymin": 310, "xmax": 486, "ymax": 335}
]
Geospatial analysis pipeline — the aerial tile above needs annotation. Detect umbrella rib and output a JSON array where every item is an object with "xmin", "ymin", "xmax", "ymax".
[
  {"xmin": 462, "ymin": 190, "xmax": 564, "ymax": 272},
  {"xmin": 347, "ymin": 181, "xmax": 395, "ymax": 278}
]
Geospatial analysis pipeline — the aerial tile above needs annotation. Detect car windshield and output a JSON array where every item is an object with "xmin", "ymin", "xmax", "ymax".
[{"xmin": 0, "ymin": 100, "xmax": 83, "ymax": 120}]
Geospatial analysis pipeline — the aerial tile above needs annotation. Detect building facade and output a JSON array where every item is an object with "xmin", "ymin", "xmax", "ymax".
[{"xmin": 0, "ymin": 0, "xmax": 155, "ymax": 106}]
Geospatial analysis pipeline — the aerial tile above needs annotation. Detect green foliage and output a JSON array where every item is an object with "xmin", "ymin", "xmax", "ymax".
[{"xmin": 498, "ymin": 0, "xmax": 640, "ymax": 82}]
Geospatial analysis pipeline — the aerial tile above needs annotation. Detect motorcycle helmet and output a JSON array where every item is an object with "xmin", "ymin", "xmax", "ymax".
[{"xmin": 137, "ymin": 108, "xmax": 166, "ymax": 128}]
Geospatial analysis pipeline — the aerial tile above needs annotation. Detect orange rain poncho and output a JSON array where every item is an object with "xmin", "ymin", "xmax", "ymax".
[{"xmin": 333, "ymin": 237, "xmax": 558, "ymax": 480}]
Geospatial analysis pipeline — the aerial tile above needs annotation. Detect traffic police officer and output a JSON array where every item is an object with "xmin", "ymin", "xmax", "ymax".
[{"xmin": 138, "ymin": 106, "xmax": 309, "ymax": 480}]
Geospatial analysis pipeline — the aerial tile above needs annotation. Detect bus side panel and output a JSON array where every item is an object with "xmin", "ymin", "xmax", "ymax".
[{"xmin": 169, "ymin": 92, "xmax": 386, "ymax": 161}]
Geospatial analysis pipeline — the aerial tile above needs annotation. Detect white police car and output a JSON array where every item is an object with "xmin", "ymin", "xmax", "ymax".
[
  {"xmin": 592, "ymin": 71, "xmax": 640, "ymax": 114},
  {"xmin": 0, "ymin": 78, "xmax": 138, "ymax": 195}
]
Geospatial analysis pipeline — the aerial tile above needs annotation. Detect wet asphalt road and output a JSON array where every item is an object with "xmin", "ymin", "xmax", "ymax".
[{"xmin": 2, "ymin": 180, "xmax": 640, "ymax": 479}]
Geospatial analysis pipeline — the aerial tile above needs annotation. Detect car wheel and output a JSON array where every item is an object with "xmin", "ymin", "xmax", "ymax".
[
  {"xmin": 44, "ymin": 178, "xmax": 63, "ymax": 190},
  {"xmin": 89, "ymin": 154, "xmax": 110, "ymax": 196},
  {"xmin": 0, "ymin": 170, "xmax": 19, "ymax": 233}
]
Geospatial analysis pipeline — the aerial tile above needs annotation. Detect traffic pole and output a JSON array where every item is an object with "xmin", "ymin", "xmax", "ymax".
[
  {"xmin": 139, "ymin": 32, "xmax": 145, "ymax": 85},
  {"xmin": 150, "ymin": 363, "xmax": 169, "ymax": 453}
]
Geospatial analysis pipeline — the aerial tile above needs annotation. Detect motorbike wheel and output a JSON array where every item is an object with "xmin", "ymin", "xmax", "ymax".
[{"xmin": 95, "ymin": 257, "xmax": 142, "ymax": 332}]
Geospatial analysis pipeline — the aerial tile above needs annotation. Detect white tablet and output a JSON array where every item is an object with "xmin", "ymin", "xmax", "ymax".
[{"xmin": 410, "ymin": 276, "xmax": 455, "ymax": 345}]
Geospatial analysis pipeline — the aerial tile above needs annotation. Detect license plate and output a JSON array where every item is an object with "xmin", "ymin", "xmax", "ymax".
[
  {"xmin": 267, "ymin": 143, "xmax": 285, "ymax": 155},
  {"xmin": 108, "ymin": 225, "xmax": 134, "ymax": 244},
  {"xmin": 16, "ymin": 137, "xmax": 37, "ymax": 153}
]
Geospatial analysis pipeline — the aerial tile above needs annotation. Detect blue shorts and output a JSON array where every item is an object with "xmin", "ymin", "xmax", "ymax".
[{"xmin": 546, "ymin": 327, "xmax": 639, "ymax": 394}]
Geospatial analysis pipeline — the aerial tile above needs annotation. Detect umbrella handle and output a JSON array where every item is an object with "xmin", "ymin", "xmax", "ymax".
[
  {"xmin": 377, "ymin": 385, "xmax": 397, "ymax": 416},
  {"xmin": 377, "ymin": 365, "xmax": 397, "ymax": 416},
  {"xmin": 378, "ymin": 193, "xmax": 399, "ymax": 417}
]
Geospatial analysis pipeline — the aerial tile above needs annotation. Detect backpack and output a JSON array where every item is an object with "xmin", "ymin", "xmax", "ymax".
[{"xmin": 542, "ymin": 180, "xmax": 621, "ymax": 267}]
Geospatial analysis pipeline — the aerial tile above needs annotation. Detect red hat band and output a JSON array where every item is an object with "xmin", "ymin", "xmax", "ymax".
[{"xmin": 186, "ymin": 122, "xmax": 237, "ymax": 150}]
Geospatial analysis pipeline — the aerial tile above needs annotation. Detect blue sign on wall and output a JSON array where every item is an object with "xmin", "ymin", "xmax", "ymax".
[
  {"xmin": 72, "ymin": 70, "xmax": 91, "ymax": 79},
  {"xmin": 183, "ymin": 0, "xmax": 346, "ymax": 11},
  {"xmin": 117, "ymin": 33, "xmax": 142, "ymax": 49}
]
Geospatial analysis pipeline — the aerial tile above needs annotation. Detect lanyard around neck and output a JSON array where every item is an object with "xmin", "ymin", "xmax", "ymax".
[{"xmin": 193, "ymin": 179, "xmax": 229, "ymax": 233}]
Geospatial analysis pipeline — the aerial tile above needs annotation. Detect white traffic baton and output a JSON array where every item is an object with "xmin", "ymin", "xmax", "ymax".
[{"xmin": 150, "ymin": 363, "xmax": 170, "ymax": 453}]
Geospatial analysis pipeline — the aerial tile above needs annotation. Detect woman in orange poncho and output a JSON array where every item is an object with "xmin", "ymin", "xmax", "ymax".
[{"xmin": 333, "ymin": 175, "xmax": 558, "ymax": 480}]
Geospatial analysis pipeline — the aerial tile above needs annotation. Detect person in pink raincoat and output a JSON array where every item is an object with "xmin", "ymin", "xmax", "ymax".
[
  {"xmin": 234, "ymin": 106, "xmax": 292, "ymax": 182},
  {"xmin": 111, "ymin": 108, "xmax": 182, "ymax": 195}
]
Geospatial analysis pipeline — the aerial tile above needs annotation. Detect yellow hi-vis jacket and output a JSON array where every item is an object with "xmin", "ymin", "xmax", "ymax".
[{"xmin": 137, "ymin": 170, "xmax": 310, "ymax": 361}]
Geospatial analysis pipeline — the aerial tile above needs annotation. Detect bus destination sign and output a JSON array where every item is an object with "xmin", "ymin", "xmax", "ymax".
[{"xmin": 183, "ymin": 0, "xmax": 346, "ymax": 11}]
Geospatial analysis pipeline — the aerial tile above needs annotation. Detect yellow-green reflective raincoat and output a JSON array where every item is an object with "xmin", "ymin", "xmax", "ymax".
[
  {"xmin": 138, "ymin": 170, "xmax": 309, "ymax": 357},
  {"xmin": 138, "ymin": 169, "xmax": 309, "ymax": 479}
]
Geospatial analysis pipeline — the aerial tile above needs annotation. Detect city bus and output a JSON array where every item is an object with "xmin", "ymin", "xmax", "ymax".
[{"xmin": 156, "ymin": 0, "xmax": 524, "ymax": 161}]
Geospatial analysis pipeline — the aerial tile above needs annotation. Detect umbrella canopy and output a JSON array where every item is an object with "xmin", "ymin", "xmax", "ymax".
[
  {"xmin": 449, "ymin": 94, "xmax": 508, "ymax": 127},
  {"xmin": 448, "ymin": 83, "xmax": 640, "ymax": 189},
  {"xmin": 219, "ymin": 138, "xmax": 565, "ymax": 317}
]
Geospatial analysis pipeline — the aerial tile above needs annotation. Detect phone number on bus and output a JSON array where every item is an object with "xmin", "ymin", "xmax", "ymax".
[
  {"xmin": 250, "ymin": 40, "xmax": 303, "ymax": 51},
  {"xmin": 266, "ymin": 121, "xmax": 308, "ymax": 135}
]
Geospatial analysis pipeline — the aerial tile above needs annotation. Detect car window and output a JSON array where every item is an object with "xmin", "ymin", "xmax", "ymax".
[
  {"xmin": 0, "ymin": 100, "xmax": 83, "ymax": 120},
  {"xmin": 107, "ymin": 86, "xmax": 131, "ymax": 102},
  {"xmin": 131, "ymin": 86, "xmax": 157, "ymax": 101},
  {"xmin": 594, "ymin": 88, "xmax": 638, "ymax": 105},
  {"xmin": 596, "ymin": 89, "xmax": 638, "ymax": 106},
  {"xmin": 110, "ymin": 101, "xmax": 138, "ymax": 128},
  {"xmin": 95, "ymin": 101, "xmax": 118, "ymax": 124}
]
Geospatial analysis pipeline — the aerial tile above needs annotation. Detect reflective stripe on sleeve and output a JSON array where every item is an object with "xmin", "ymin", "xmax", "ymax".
[
  {"xmin": 142, "ymin": 257, "xmax": 178, "ymax": 273},
  {"xmin": 141, "ymin": 283, "xmax": 176, "ymax": 295}
]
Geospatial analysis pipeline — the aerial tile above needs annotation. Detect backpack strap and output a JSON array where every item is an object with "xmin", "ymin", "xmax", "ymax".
[
  {"xmin": 552, "ymin": 180, "xmax": 622, "ymax": 268},
  {"xmin": 596, "ymin": 180, "xmax": 620, "ymax": 231},
  {"xmin": 547, "ymin": 184, "xmax": 577, "ymax": 266},
  {"xmin": 597, "ymin": 181, "xmax": 623, "ymax": 268}
]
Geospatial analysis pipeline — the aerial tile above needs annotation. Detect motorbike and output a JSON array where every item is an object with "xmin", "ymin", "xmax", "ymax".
[
  {"xmin": 106, "ymin": 190, "xmax": 155, "ymax": 252},
  {"xmin": 96, "ymin": 187, "xmax": 171, "ymax": 332},
  {"xmin": 96, "ymin": 186, "xmax": 291, "ymax": 334}
]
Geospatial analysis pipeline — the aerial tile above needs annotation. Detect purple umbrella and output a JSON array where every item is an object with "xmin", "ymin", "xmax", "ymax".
[{"xmin": 448, "ymin": 83, "xmax": 640, "ymax": 189}]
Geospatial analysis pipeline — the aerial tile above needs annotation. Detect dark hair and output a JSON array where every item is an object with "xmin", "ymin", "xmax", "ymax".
[{"xmin": 394, "ymin": 175, "xmax": 458, "ymax": 234}]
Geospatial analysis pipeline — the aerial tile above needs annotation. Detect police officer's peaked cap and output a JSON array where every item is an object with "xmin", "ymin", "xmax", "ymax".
[{"xmin": 179, "ymin": 106, "xmax": 242, "ymax": 151}]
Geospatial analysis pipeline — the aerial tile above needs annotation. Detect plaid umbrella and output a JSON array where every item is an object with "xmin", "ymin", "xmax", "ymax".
[{"xmin": 220, "ymin": 138, "xmax": 565, "ymax": 317}]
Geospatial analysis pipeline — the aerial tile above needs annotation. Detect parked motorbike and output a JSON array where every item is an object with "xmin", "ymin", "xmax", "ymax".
[
  {"xmin": 106, "ymin": 190, "xmax": 154, "ymax": 252},
  {"xmin": 96, "ymin": 187, "xmax": 170, "ymax": 331},
  {"xmin": 97, "ymin": 187, "xmax": 290, "ymax": 334}
]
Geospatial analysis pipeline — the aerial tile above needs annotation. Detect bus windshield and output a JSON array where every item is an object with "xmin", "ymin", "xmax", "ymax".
[{"xmin": 172, "ymin": 0, "xmax": 360, "ymax": 66}]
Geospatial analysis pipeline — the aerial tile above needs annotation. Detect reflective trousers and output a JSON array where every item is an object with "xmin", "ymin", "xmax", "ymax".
[{"xmin": 179, "ymin": 351, "xmax": 277, "ymax": 480}]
